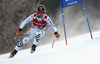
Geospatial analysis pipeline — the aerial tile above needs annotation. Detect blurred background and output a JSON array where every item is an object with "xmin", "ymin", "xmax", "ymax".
[{"xmin": 0, "ymin": 0, "xmax": 100, "ymax": 54}]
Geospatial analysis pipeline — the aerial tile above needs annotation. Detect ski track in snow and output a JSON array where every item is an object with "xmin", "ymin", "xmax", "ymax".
[{"xmin": 0, "ymin": 31, "xmax": 100, "ymax": 64}]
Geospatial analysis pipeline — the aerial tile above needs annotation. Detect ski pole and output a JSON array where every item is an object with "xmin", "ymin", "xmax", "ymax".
[
  {"xmin": 52, "ymin": 38, "xmax": 58, "ymax": 48},
  {"xmin": 14, "ymin": 33, "xmax": 18, "ymax": 39}
]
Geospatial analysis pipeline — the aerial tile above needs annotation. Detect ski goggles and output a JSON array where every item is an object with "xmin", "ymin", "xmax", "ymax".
[{"xmin": 38, "ymin": 11, "xmax": 45, "ymax": 14}]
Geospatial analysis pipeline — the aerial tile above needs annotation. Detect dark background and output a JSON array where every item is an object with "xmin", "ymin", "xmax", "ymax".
[{"xmin": 0, "ymin": 0, "xmax": 100, "ymax": 54}]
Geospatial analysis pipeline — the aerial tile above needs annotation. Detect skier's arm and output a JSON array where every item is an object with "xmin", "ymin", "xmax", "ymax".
[
  {"xmin": 17, "ymin": 14, "xmax": 34, "ymax": 35},
  {"xmin": 47, "ymin": 16, "xmax": 60, "ymax": 38},
  {"xmin": 19, "ymin": 14, "xmax": 34, "ymax": 29},
  {"xmin": 46, "ymin": 16, "xmax": 57, "ymax": 32}
]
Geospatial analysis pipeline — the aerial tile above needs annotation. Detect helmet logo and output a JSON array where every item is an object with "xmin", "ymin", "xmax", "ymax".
[{"xmin": 40, "ymin": 7, "xmax": 43, "ymax": 10}]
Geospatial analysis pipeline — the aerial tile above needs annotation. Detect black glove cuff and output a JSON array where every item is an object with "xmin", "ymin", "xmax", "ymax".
[
  {"xmin": 54, "ymin": 32, "xmax": 58, "ymax": 34},
  {"xmin": 18, "ymin": 28, "xmax": 22, "ymax": 31}
]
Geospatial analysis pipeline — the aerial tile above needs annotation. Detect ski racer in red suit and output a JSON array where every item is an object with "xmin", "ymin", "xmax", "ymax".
[{"xmin": 9, "ymin": 5, "xmax": 60, "ymax": 58}]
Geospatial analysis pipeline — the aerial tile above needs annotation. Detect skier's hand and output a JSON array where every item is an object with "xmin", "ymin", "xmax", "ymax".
[
  {"xmin": 17, "ymin": 28, "xmax": 22, "ymax": 35},
  {"xmin": 54, "ymin": 32, "xmax": 60, "ymax": 38}
]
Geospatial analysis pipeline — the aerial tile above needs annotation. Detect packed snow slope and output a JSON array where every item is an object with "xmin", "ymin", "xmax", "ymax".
[{"xmin": 0, "ymin": 31, "xmax": 100, "ymax": 64}]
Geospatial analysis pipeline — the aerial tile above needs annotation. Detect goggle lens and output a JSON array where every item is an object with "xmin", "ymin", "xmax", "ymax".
[{"xmin": 38, "ymin": 11, "xmax": 44, "ymax": 13}]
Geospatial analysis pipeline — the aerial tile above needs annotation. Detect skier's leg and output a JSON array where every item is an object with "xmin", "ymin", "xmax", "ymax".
[
  {"xmin": 31, "ymin": 29, "xmax": 45, "ymax": 53},
  {"xmin": 10, "ymin": 27, "xmax": 36, "ymax": 58},
  {"xmin": 31, "ymin": 34, "xmax": 40, "ymax": 53},
  {"xmin": 15, "ymin": 28, "xmax": 36, "ymax": 51}
]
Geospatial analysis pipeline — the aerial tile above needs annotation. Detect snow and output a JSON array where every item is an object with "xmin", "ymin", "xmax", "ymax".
[{"xmin": 0, "ymin": 31, "xmax": 100, "ymax": 64}]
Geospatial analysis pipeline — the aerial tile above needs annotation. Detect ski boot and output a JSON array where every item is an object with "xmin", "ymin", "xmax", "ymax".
[
  {"xmin": 9, "ymin": 49, "xmax": 18, "ymax": 58},
  {"xmin": 31, "ymin": 44, "xmax": 36, "ymax": 53}
]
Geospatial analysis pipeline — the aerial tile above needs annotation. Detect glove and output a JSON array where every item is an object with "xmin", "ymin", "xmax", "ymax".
[
  {"xmin": 54, "ymin": 32, "xmax": 60, "ymax": 38},
  {"xmin": 17, "ymin": 28, "xmax": 22, "ymax": 35}
]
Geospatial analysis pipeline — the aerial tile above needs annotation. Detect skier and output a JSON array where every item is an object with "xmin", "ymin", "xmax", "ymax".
[{"xmin": 9, "ymin": 5, "xmax": 60, "ymax": 58}]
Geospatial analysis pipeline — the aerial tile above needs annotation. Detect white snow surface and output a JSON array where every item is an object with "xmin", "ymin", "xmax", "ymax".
[{"xmin": 0, "ymin": 31, "xmax": 100, "ymax": 64}]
